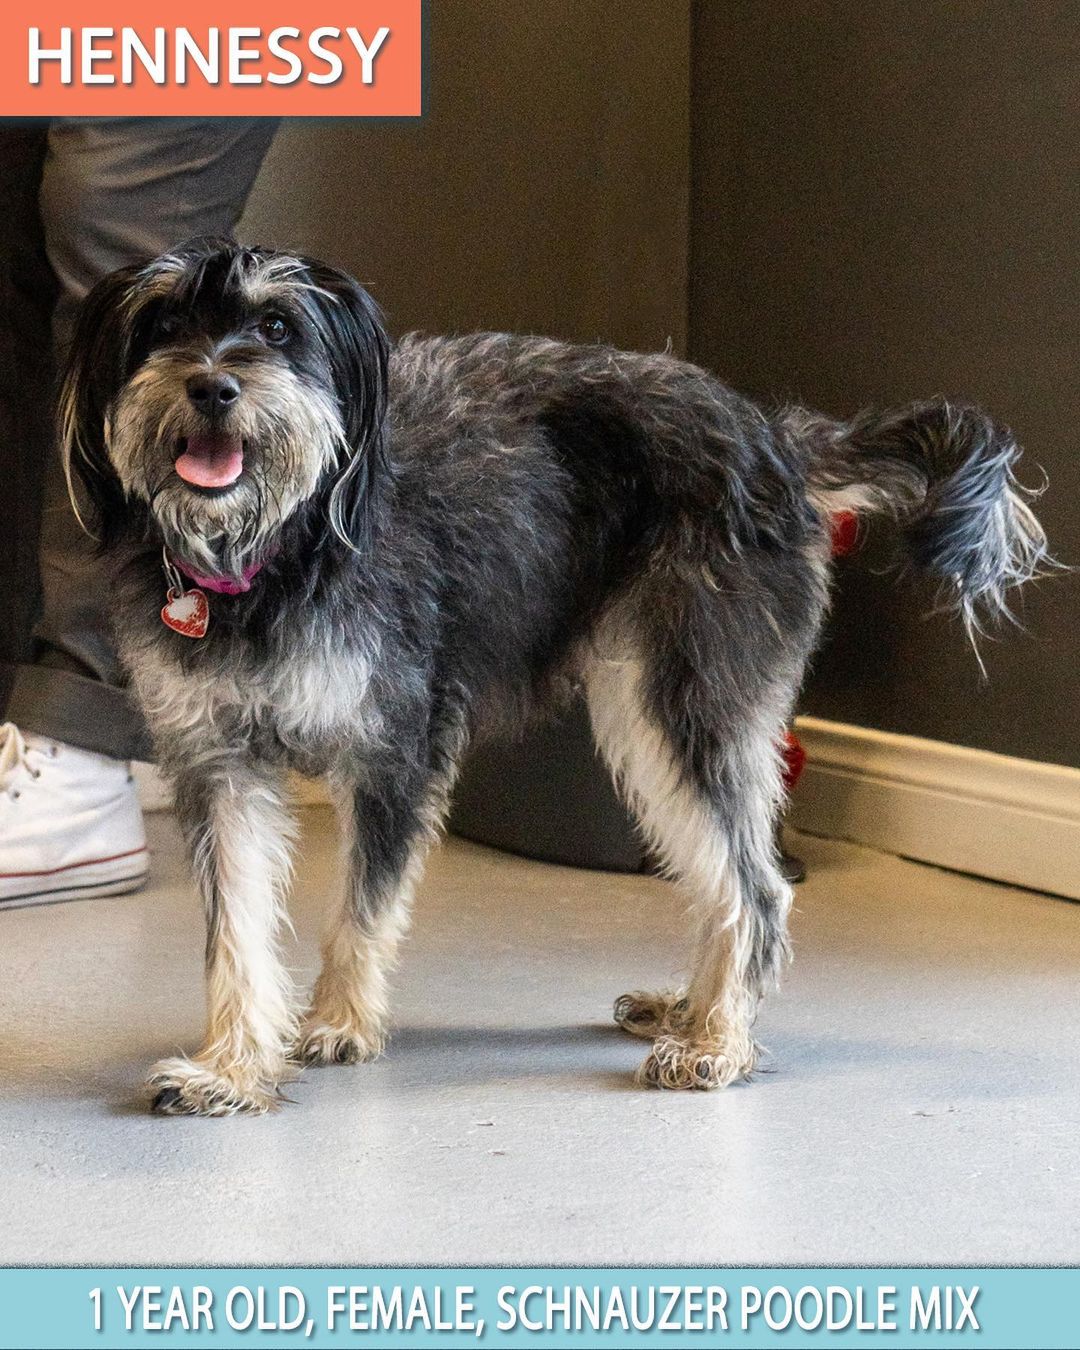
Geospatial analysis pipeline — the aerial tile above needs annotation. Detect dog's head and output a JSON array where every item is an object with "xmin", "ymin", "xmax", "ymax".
[{"xmin": 60, "ymin": 239, "xmax": 388, "ymax": 580}]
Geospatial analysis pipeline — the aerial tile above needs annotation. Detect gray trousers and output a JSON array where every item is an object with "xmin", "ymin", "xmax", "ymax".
[{"xmin": 0, "ymin": 118, "xmax": 278, "ymax": 760}]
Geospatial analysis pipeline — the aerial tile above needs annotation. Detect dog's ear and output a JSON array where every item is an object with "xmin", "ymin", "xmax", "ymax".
[
  {"xmin": 299, "ymin": 258, "xmax": 390, "ymax": 550},
  {"xmin": 58, "ymin": 262, "xmax": 149, "ymax": 544}
]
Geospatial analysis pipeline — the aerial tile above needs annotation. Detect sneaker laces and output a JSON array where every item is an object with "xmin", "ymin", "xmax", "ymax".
[{"xmin": 0, "ymin": 722, "xmax": 55, "ymax": 801}]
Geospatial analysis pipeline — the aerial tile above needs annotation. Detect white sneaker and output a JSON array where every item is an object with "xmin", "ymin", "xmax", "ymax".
[{"xmin": 0, "ymin": 722, "xmax": 149, "ymax": 908}]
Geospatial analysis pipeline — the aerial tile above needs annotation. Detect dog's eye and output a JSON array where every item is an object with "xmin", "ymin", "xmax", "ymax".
[
  {"xmin": 259, "ymin": 314, "xmax": 291, "ymax": 345},
  {"xmin": 156, "ymin": 313, "xmax": 181, "ymax": 339}
]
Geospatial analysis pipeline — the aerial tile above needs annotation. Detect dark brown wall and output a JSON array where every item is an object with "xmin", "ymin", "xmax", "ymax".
[
  {"xmin": 242, "ymin": 2, "xmax": 690, "ymax": 352},
  {"xmin": 691, "ymin": 1, "xmax": 1080, "ymax": 767},
  {"xmin": 243, "ymin": 3, "xmax": 1077, "ymax": 774}
]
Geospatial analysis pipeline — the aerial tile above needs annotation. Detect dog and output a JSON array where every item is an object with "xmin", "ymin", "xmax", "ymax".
[{"xmin": 59, "ymin": 238, "xmax": 1049, "ymax": 1115}]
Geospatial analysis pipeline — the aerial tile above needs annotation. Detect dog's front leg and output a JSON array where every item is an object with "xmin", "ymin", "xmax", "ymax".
[
  {"xmin": 149, "ymin": 760, "xmax": 298, "ymax": 1116},
  {"xmin": 297, "ymin": 767, "xmax": 438, "ymax": 1067}
]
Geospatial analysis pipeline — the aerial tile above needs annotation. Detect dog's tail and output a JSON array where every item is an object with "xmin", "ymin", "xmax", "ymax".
[{"xmin": 783, "ymin": 398, "xmax": 1052, "ymax": 639}]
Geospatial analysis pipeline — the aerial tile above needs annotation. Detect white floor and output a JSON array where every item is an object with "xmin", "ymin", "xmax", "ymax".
[{"xmin": 0, "ymin": 809, "xmax": 1077, "ymax": 1265}]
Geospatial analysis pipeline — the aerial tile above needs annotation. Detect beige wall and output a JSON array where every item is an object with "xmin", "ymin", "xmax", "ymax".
[
  {"xmin": 241, "ymin": 2, "xmax": 690, "ymax": 352},
  {"xmin": 239, "ymin": 3, "xmax": 691, "ymax": 861}
]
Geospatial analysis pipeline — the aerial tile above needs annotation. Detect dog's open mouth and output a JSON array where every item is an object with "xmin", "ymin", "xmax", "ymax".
[{"xmin": 174, "ymin": 434, "xmax": 244, "ymax": 490}]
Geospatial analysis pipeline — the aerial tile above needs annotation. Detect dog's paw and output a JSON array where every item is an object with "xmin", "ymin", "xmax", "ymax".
[
  {"xmin": 293, "ymin": 1020, "xmax": 385, "ymax": 1067},
  {"xmin": 147, "ymin": 1056, "xmax": 281, "ymax": 1117},
  {"xmin": 638, "ymin": 1033, "xmax": 757, "ymax": 1091},
  {"xmin": 613, "ymin": 990, "xmax": 687, "ymax": 1040}
]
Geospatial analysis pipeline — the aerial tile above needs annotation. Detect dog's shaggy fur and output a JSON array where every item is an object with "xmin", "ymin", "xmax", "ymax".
[{"xmin": 61, "ymin": 239, "xmax": 1049, "ymax": 1114}]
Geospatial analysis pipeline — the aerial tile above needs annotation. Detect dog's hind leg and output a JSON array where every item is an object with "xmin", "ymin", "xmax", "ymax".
[
  {"xmin": 586, "ymin": 621, "xmax": 797, "ymax": 1090},
  {"xmin": 612, "ymin": 989, "xmax": 687, "ymax": 1040},
  {"xmin": 149, "ymin": 760, "xmax": 299, "ymax": 1116},
  {"xmin": 296, "ymin": 735, "xmax": 460, "ymax": 1068}
]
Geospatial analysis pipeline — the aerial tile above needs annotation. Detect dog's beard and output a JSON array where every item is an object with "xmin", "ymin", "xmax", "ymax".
[{"xmin": 108, "ymin": 353, "xmax": 346, "ymax": 579}]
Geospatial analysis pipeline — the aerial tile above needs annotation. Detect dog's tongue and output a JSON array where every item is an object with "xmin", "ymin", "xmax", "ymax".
[{"xmin": 175, "ymin": 434, "xmax": 244, "ymax": 488}]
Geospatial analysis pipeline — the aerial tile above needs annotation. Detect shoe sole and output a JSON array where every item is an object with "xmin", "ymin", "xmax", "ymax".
[{"xmin": 0, "ymin": 847, "xmax": 150, "ymax": 909}]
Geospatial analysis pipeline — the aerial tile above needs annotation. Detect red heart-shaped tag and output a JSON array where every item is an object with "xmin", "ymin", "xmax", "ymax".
[{"xmin": 161, "ymin": 587, "xmax": 210, "ymax": 639}]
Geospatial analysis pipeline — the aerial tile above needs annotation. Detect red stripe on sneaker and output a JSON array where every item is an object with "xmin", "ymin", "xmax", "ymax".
[{"xmin": 0, "ymin": 845, "xmax": 149, "ymax": 880}]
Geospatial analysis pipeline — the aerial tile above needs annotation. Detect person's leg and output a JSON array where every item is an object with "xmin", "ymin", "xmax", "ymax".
[
  {"xmin": 5, "ymin": 117, "xmax": 280, "ymax": 759},
  {"xmin": 0, "ymin": 125, "xmax": 57, "ymax": 713},
  {"xmin": 1, "ymin": 118, "xmax": 278, "ymax": 908}
]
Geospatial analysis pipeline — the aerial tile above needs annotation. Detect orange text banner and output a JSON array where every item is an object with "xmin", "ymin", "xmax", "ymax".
[{"xmin": 0, "ymin": 3, "xmax": 422, "ymax": 116}]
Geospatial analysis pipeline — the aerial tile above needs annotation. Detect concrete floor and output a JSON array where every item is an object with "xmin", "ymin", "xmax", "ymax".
[{"xmin": 0, "ymin": 807, "xmax": 1078, "ymax": 1266}]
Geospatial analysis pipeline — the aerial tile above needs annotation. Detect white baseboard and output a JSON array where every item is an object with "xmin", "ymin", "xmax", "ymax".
[
  {"xmin": 131, "ymin": 762, "xmax": 174, "ymax": 812},
  {"xmin": 132, "ymin": 763, "xmax": 331, "ymax": 812},
  {"xmin": 791, "ymin": 715, "xmax": 1080, "ymax": 901},
  {"xmin": 135, "ymin": 718, "xmax": 1080, "ymax": 901}
]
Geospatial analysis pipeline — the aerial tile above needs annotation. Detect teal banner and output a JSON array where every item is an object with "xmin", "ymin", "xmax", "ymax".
[{"xmin": 0, "ymin": 1268, "xmax": 1076, "ymax": 1349}]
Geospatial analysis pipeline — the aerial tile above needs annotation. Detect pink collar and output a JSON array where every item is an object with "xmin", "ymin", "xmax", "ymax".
[{"xmin": 178, "ymin": 559, "xmax": 265, "ymax": 595}]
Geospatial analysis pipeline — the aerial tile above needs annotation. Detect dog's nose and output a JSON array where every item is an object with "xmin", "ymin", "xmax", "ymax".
[{"xmin": 186, "ymin": 372, "xmax": 241, "ymax": 418}]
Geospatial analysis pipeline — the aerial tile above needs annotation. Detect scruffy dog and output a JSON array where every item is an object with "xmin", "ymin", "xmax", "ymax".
[{"xmin": 60, "ymin": 239, "xmax": 1048, "ymax": 1115}]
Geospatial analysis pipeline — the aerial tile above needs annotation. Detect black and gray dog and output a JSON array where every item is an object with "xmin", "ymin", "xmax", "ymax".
[{"xmin": 60, "ymin": 239, "xmax": 1048, "ymax": 1115}]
